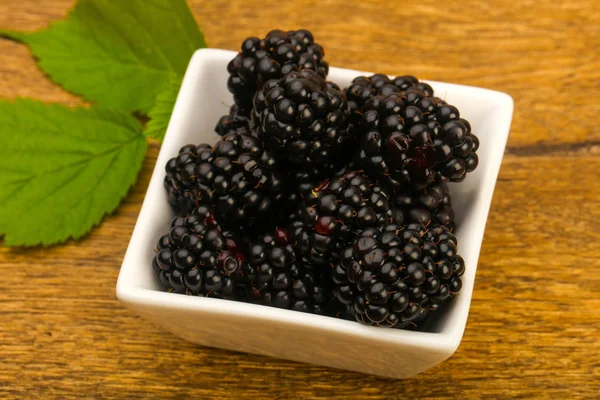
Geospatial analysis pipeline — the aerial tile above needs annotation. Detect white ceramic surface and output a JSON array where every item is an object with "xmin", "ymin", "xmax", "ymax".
[{"xmin": 116, "ymin": 49, "xmax": 513, "ymax": 379}]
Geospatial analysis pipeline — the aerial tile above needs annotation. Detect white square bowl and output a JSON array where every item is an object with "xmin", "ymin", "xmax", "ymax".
[{"xmin": 117, "ymin": 48, "xmax": 513, "ymax": 379}]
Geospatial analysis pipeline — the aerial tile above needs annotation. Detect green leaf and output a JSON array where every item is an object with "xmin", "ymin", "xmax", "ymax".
[
  {"xmin": 0, "ymin": 0, "xmax": 205, "ymax": 114},
  {"xmin": 0, "ymin": 99, "xmax": 148, "ymax": 246},
  {"xmin": 145, "ymin": 74, "xmax": 182, "ymax": 142}
]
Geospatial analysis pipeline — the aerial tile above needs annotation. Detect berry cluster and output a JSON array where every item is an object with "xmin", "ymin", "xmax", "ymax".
[
  {"xmin": 349, "ymin": 76, "xmax": 479, "ymax": 189},
  {"xmin": 252, "ymin": 69, "xmax": 350, "ymax": 168},
  {"xmin": 154, "ymin": 29, "xmax": 479, "ymax": 329},
  {"xmin": 152, "ymin": 205, "xmax": 246, "ymax": 298},
  {"xmin": 246, "ymin": 228, "xmax": 328, "ymax": 314},
  {"xmin": 164, "ymin": 132, "xmax": 286, "ymax": 229},
  {"xmin": 332, "ymin": 223, "xmax": 464, "ymax": 327},
  {"xmin": 227, "ymin": 29, "xmax": 329, "ymax": 114}
]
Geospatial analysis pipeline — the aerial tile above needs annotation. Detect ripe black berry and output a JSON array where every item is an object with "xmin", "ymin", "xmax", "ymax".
[
  {"xmin": 227, "ymin": 29, "xmax": 329, "ymax": 113},
  {"xmin": 163, "ymin": 132, "xmax": 287, "ymax": 230},
  {"xmin": 332, "ymin": 223, "xmax": 465, "ymax": 328},
  {"xmin": 253, "ymin": 69, "xmax": 351, "ymax": 167},
  {"xmin": 246, "ymin": 228, "xmax": 328, "ymax": 314},
  {"xmin": 347, "ymin": 75, "xmax": 479, "ymax": 189},
  {"xmin": 152, "ymin": 206, "xmax": 247, "ymax": 298}
]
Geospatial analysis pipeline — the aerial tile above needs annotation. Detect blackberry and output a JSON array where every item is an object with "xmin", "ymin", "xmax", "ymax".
[
  {"xmin": 354, "ymin": 87, "xmax": 479, "ymax": 191},
  {"xmin": 291, "ymin": 171, "xmax": 394, "ymax": 266},
  {"xmin": 253, "ymin": 69, "xmax": 351, "ymax": 167},
  {"xmin": 163, "ymin": 132, "xmax": 286, "ymax": 229},
  {"xmin": 152, "ymin": 206, "xmax": 247, "ymax": 298},
  {"xmin": 345, "ymin": 74, "xmax": 434, "ymax": 115},
  {"xmin": 227, "ymin": 29, "xmax": 329, "ymax": 113},
  {"xmin": 392, "ymin": 181, "xmax": 455, "ymax": 230},
  {"xmin": 215, "ymin": 105, "xmax": 253, "ymax": 137},
  {"xmin": 246, "ymin": 228, "xmax": 328, "ymax": 314},
  {"xmin": 332, "ymin": 223, "xmax": 465, "ymax": 328}
]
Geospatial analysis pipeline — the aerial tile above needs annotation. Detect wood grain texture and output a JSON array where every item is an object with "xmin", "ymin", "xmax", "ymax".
[{"xmin": 0, "ymin": 0, "xmax": 599, "ymax": 398}]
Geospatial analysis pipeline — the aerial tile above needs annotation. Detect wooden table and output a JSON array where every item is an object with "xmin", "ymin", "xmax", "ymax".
[{"xmin": 1, "ymin": 0, "xmax": 599, "ymax": 398}]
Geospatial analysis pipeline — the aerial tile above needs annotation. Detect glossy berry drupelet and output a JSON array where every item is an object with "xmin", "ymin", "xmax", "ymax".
[
  {"xmin": 290, "ymin": 171, "xmax": 395, "ymax": 266},
  {"xmin": 392, "ymin": 181, "xmax": 455, "ymax": 230},
  {"xmin": 163, "ymin": 132, "xmax": 286, "ymax": 229},
  {"xmin": 246, "ymin": 228, "xmax": 328, "ymax": 314},
  {"xmin": 253, "ymin": 69, "xmax": 351, "ymax": 167},
  {"xmin": 332, "ymin": 223, "xmax": 465, "ymax": 328},
  {"xmin": 227, "ymin": 29, "xmax": 329, "ymax": 114},
  {"xmin": 152, "ymin": 206, "xmax": 247, "ymax": 298},
  {"xmin": 215, "ymin": 105, "xmax": 253, "ymax": 137}
]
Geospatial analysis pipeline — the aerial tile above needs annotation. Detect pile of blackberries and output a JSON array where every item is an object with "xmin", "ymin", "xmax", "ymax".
[{"xmin": 153, "ymin": 29, "xmax": 478, "ymax": 329}]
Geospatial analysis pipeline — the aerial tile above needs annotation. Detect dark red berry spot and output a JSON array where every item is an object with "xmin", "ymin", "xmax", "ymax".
[
  {"xmin": 235, "ymin": 251, "xmax": 246, "ymax": 264},
  {"xmin": 314, "ymin": 216, "xmax": 337, "ymax": 235},
  {"xmin": 410, "ymin": 146, "xmax": 436, "ymax": 168},
  {"xmin": 225, "ymin": 237, "xmax": 238, "ymax": 251},
  {"xmin": 275, "ymin": 227, "xmax": 290, "ymax": 245}
]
